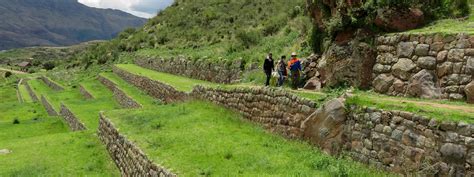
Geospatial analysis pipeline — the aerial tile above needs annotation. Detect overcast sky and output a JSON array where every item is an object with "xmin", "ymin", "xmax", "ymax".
[{"xmin": 78, "ymin": 0, "xmax": 174, "ymax": 18}]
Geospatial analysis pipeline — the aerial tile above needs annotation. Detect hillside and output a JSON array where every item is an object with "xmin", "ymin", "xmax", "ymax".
[{"xmin": 0, "ymin": 0, "xmax": 147, "ymax": 50}]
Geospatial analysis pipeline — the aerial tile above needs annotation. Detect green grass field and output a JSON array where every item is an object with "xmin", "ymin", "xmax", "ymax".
[
  {"xmin": 105, "ymin": 100, "xmax": 391, "ymax": 176},
  {"xmin": 406, "ymin": 5, "xmax": 474, "ymax": 34},
  {"xmin": 0, "ymin": 85, "xmax": 119, "ymax": 176}
]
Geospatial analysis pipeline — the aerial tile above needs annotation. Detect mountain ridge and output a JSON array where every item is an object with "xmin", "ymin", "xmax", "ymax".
[{"xmin": 0, "ymin": 0, "xmax": 147, "ymax": 50}]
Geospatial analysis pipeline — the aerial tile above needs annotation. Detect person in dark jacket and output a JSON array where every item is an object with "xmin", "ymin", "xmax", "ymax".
[
  {"xmin": 276, "ymin": 55, "xmax": 287, "ymax": 87},
  {"xmin": 263, "ymin": 53, "xmax": 274, "ymax": 86}
]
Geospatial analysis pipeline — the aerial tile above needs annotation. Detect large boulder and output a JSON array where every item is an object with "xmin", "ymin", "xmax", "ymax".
[
  {"xmin": 302, "ymin": 98, "xmax": 347, "ymax": 155},
  {"xmin": 406, "ymin": 69, "xmax": 441, "ymax": 99},
  {"xmin": 417, "ymin": 56, "xmax": 436, "ymax": 70},
  {"xmin": 303, "ymin": 76, "xmax": 322, "ymax": 91},
  {"xmin": 374, "ymin": 8, "xmax": 425, "ymax": 32},
  {"xmin": 465, "ymin": 81, "xmax": 474, "ymax": 104},
  {"xmin": 397, "ymin": 42, "xmax": 415, "ymax": 58},
  {"xmin": 392, "ymin": 58, "xmax": 416, "ymax": 80},
  {"xmin": 373, "ymin": 74, "xmax": 395, "ymax": 93}
]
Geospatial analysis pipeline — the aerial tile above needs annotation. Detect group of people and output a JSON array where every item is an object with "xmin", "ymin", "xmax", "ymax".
[{"xmin": 263, "ymin": 52, "xmax": 301, "ymax": 89}]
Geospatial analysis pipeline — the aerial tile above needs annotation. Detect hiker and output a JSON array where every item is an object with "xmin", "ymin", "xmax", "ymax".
[
  {"xmin": 276, "ymin": 55, "xmax": 287, "ymax": 87},
  {"xmin": 263, "ymin": 53, "xmax": 274, "ymax": 86},
  {"xmin": 288, "ymin": 52, "xmax": 301, "ymax": 90}
]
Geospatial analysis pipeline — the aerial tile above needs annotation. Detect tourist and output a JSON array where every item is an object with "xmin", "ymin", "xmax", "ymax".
[
  {"xmin": 263, "ymin": 53, "xmax": 274, "ymax": 86},
  {"xmin": 276, "ymin": 55, "xmax": 287, "ymax": 87},
  {"xmin": 288, "ymin": 52, "xmax": 301, "ymax": 90}
]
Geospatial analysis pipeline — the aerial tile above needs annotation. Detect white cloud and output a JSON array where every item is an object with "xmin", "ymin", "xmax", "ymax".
[{"xmin": 78, "ymin": 0, "xmax": 174, "ymax": 18}]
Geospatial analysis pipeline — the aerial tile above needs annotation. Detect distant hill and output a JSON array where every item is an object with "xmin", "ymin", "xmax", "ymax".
[{"xmin": 0, "ymin": 0, "xmax": 147, "ymax": 50}]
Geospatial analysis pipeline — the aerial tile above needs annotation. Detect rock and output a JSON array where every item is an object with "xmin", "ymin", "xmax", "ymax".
[
  {"xmin": 440, "ymin": 143, "xmax": 466, "ymax": 162},
  {"xmin": 373, "ymin": 64, "xmax": 391, "ymax": 73},
  {"xmin": 437, "ymin": 62, "xmax": 453, "ymax": 77},
  {"xmin": 437, "ymin": 50, "xmax": 448, "ymax": 62},
  {"xmin": 376, "ymin": 53, "xmax": 397, "ymax": 64},
  {"xmin": 407, "ymin": 69, "xmax": 441, "ymax": 99},
  {"xmin": 417, "ymin": 56, "xmax": 436, "ymax": 69},
  {"xmin": 431, "ymin": 42, "xmax": 444, "ymax": 52},
  {"xmin": 448, "ymin": 49, "xmax": 465, "ymax": 62},
  {"xmin": 449, "ymin": 93, "xmax": 464, "ymax": 100},
  {"xmin": 302, "ymin": 98, "xmax": 347, "ymax": 155},
  {"xmin": 465, "ymin": 81, "xmax": 474, "ymax": 104},
  {"xmin": 374, "ymin": 8, "xmax": 425, "ymax": 32},
  {"xmin": 389, "ymin": 78, "xmax": 406, "ymax": 94},
  {"xmin": 467, "ymin": 57, "xmax": 474, "ymax": 75},
  {"xmin": 415, "ymin": 44, "xmax": 430, "ymax": 56},
  {"xmin": 0, "ymin": 149, "xmax": 11, "ymax": 155},
  {"xmin": 392, "ymin": 58, "xmax": 416, "ymax": 80},
  {"xmin": 373, "ymin": 74, "xmax": 395, "ymax": 93},
  {"xmin": 303, "ymin": 77, "xmax": 322, "ymax": 91},
  {"xmin": 397, "ymin": 42, "xmax": 415, "ymax": 58}
]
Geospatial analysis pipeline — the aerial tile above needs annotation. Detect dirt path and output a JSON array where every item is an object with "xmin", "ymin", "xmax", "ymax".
[{"xmin": 0, "ymin": 67, "xmax": 28, "ymax": 74}]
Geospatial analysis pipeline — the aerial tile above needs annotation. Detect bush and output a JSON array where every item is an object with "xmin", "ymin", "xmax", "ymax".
[
  {"xmin": 43, "ymin": 62, "xmax": 55, "ymax": 70},
  {"xmin": 236, "ymin": 28, "xmax": 262, "ymax": 48},
  {"xmin": 4, "ymin": 71, "xmax": 12, "ymax": 78},
  {"xmin": 13, "ymin": 118, "xmax": 20, "ymax": 124},
  {"xmin": 309, "ymin": 26, "xmax": 325, "ymax": 54}
]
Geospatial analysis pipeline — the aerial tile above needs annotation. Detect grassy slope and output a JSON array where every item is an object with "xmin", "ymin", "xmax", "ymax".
[
  {"xmin": 100, "ymin": 72, "xmax": 159, "ymax": 107},
  {"xmin": 0, "ymin": 85, "xmax": 119, "ymax": 176},
  {"xmin": 105, "ymin": 100, "xmax": 390, "ymax": 176},
  {"xmin": 18, "ymin": 84, "xmax": 32, "ymax": 103},
  {"xmin": 406, "ymin": 5, "xmax": 474, "ymax": 34},
  {"xmin": 115, "ymin": 64, "xmax": 218, "ymax": 92}
]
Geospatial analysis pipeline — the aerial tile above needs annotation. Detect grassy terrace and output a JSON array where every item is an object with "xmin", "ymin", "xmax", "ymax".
[
  {"xmin": 18, "ymin": 84, "xmax": 32, "ymax": 103},
  {"xmin": 115, "ymin": 64, "xmax": 218, "ymax": 92},
  {"xmin": 348, "ymin": 91, "xmax": 474, "ymax": 123},
  {"xmin": 406, "ymin": 5, "xmax": 474, "ymax": 34},
  {"xmin": 0, "ymin": 85, "xmax": 119, "ymax": 176},
  {"xmin": 100, "ymin": 72, "xmax": 159, "ymax": 107},
  {"xmin": 117, "ymin": 64, "xmax": 474, "ymax": 123},
  {"xmin": 105, "ymin": 100, "xmax": 390, "ymax": 176}
]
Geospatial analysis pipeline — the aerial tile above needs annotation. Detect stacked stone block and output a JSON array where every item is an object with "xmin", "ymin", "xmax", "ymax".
[
  {"xmin": 40, "ymin": 76, "xmax": 64, "ymax": 91},
  {"xmin": 98, "ymin": 113, "xmax": 176, "ymax": 177},
  {"xmin": 346, "ymin": 106, "xmax": 473, "ymax": 176},
  {"xmin": 60, "ymin": 103, "xmax": 87, "ymax": 131},
  {"xmin": 79, "ymin": 84, "xmax": 95, "ymax": 100},
  {"xmin": 135, "ymin": 56, "xmax": 243, "ymax": 84},
  {"xmin": 41, "ymin": 95, "xmax": 58, "ymax": 116},
  {"xmin": 98, "ymin": 75, "xmax": 142, "ymax": 109},
  {"xmin": 24, "ymin": 82, "xmax": 39, "ymax": 102},
  {"xmin": 374, "ymin": 33, "xmax": 474, "ymax": 102}
]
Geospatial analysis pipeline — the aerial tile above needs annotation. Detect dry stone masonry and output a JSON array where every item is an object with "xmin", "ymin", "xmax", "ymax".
[
  {"xmin": 24, "ymin": 82, "xmax": 39, "ymax": 102},
  {"xmin": 191, "ymin": 85, "xmax": 317, "ymax": 139},
  {"xmin": 98, "ymin": 113, "xmax": 176, "ymax": 177},
  {"xmin": 374, "ymin": 33, "xmax": 474, "ymax": 102},
  {"xmin": 345, "ymin": 106, "xmax": 473, "ymax": 176},
  {"xmin": 135, "ymin": 56, "xmax": 243, "ymax": 84},
  {"xmin": 40, "ymin": 76, "xmax": 64, "ymax": 91},
  {"xmin": 98, "ymin": 75, "xmax": 142, "ymax": 109},
  {"xmin": 79, "ymin": 84, "xmax": 95, "ymax": 100},
  {"xmin": 113, "ymin": 66, "xmax": 186, "ymax": 103},
  {"xmin": 40, "ymin": 95, "xmax": 58, "ymax": 116},
  {"xmin": 59, "ymin": 103, "xmax": 86, "ymax": 131}
]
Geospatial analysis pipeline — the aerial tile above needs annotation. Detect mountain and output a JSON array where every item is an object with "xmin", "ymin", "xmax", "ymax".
[{"xmin": 0, "ymin": 0, "xmax": 147, "ymax": 50}]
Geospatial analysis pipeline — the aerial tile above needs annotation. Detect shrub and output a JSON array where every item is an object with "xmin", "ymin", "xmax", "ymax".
[
  {"xmin": 309, "ymin": 26, "xmax": 325, "ymax": 54},
  {"xmin": 43, "ymin": 61, "xmax": 55, "ymax": 70},
  {"xmin": 4, "ymin": 71, "xmax": 12, "ymax": 78},
  {"xmin": 13, "ymin": 118, "xmax": 20, "ymax": 124}
]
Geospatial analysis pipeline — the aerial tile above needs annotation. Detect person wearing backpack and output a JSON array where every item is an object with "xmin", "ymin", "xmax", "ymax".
[
  {"xmin": 263, "ymin": 53, "xmax": 275, "ymax": 86},
  {"xmin": 276, "ymin": 55, "xmax": 287, "ymax": 87},
  {"xmin": 287, "ymin": 52, "xmax": 301, "ymax": 90}
]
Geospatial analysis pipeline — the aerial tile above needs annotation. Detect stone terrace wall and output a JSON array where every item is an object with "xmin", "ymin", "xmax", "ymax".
[
  {"xmin": 191, "ymin": 86, "xmax": 317, "ymax": 139},
  {"xmin": 24, "ymin": 82, "xmax": 39, "ymax": 102},
  {"xmin": 345, "ymin": 106, "xmax": 473, "ymax": 176},
  {"xmin": 40, "ymin": 95, "xmax": 58, "ymax": 116},
  {"xmin": 135, "ymin": 56, "xmax": 243, "ymax": 84},
  {"xmin": 79, "ymin": 84, "xmax": 94, "ymax": 100},
  {"xmin": 60, "ymin": 103, "xmax": 86, "ymax": 131},
  {"xmin": 40, "ymin": 76, "xmax": 64, "ymax": 91},
  {"xmin": 98, "ymin": 75, "xmax": 142, "ymax": 109},
  {"xmin": 113, "ymin": 66, "xmax": 186, "ymax": 103},
  {"xmin": 373, "ymin": 33, "xmax": 474, "ymax": 102},
  {"xmin": 98, "ymin": 113, "xmax": 176, "ymax": 177}
]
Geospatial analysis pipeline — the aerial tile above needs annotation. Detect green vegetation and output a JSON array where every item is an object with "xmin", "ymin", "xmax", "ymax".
[
  {"xmin": 100, "ymin": 72, "xmax": 159, "ymax": 107},
  {"xmin": 18, "ymin": 84, "xmax": 32, "ymax": 103},
  {"xmin": 115, "ymin": 64, "xmax": 218, "ymax": 92},
  {"xmin": 347, "ymin": 91, "xmax": 474, "ymax": 123},
  {"xmin": 105, "ymin": 100, "xmax": 390, "ymax": 176},
  {"xmin": 407, "ymin": 4, "xmax": 474, "ymax": 34},
  {"xmin": 0, "ymin": 84, "xmax": 119, "ymax": 176}
]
